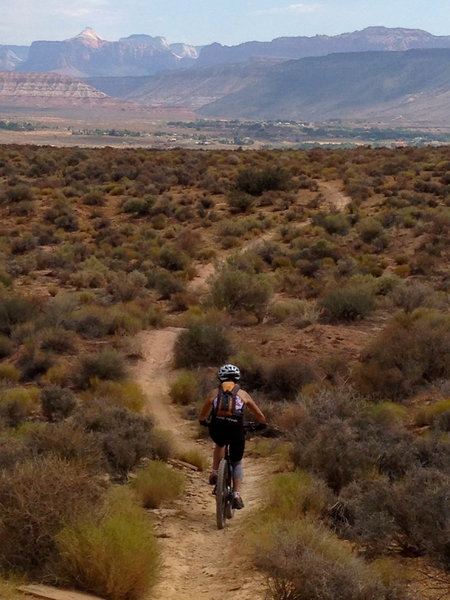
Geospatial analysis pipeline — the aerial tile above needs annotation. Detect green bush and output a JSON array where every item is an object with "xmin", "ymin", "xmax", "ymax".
[
  {"xmin": 354, "ymin": 309, "xmax": 450, "ymax": 398},
  {"xmin": 211, "ymin": 267, "xmax": 272, "ymax": 321},
  {"xmin": 169, "ymin": 371, "xmax": 199, "ymax": 405},
  {"xmin": 75, "ymin": 348, "xmax": 128, "ymax": 389},
  {"xmin": 56, "ymin": 488, "xmax": 160, "ymax": 600},
  {"xmin": 0, "ymin": 456, "xmax": 103, "ymax": 577},
  {"xmin": 25, "ymin": 422, "xmax": 105, "ymax": 473},
  {"xmin": 41, "ymin": 385, "xmax": 76, "ymax": 422},
  {"xmin": 265, "ymin": 471, "xmax": 333, "ymax": 519},
  {"xmin": 174, "ymin": 318, "xmax": 233, "ymax": 368},
  {"xmin": 227, "ymin": 191, "xmax": 255, "ymax": 213},
  {"xmin": 0, "ymin": 292, "xmax": 37, "ymax": 335},
  {"xmin": 131, "ymin": 460, "xmax": 184, "ymax": 508},
  {"xmin": 76, "ymin": 405, "xmax": 157, "ymax": 477},
  {"xmin": 122, "ymin": 196, "xmax": 155, "ymax": 216},
  {"xmin": 235, "ymin": 166, "xmax": 291, "ymax": 196},
  {"xmin": 264, "ymin": 358, "xmax": 316, "ymax": 401},
  {"xmin": 320, "ymin": 283, "xmax": 375, "ymax": 322},
  {"xmin": 252, "ymin": 517, "xmax": 398, "ymax": 600}
]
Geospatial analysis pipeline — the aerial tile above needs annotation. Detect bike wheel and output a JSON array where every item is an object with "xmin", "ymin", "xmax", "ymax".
[
  {"xmin": 225, "ymin": 460, "xmax": 235, "ymax": 519},
  {"xmin": 216, "ymin": 458, "xmax": 228, "ymax": 530}
]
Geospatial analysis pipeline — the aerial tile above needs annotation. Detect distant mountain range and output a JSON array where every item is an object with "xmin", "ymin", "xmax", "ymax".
[
  {"xmin": 2, "ymin": 28, "xmax": 199, "ymax": 77},
  {"xmin": 1, "ymin": 27, "xmax": 450, "ymax": 125},
  {"xmin": 198, "ymin": 49, "xmax": 450, "ymax": 124},
  {"xmin": 2, "ymin": 26, "xmax": 450, "ymax": 77}
]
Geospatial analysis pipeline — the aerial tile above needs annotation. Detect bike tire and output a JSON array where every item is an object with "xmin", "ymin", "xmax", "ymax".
[{"xmin": 216, "ymin": 458, "xmax": 228, "ymax": 530}]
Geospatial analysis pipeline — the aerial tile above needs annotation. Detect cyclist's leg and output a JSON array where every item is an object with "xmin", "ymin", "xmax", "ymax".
[
  {"xmin": 229, "ymin": 427, "xmax": 245, "ymax": 505},
  {"xmin": 209, "ymin": 423, "xmax": 226, "ymax": 484},
  {"xmin": 213, "ymin": 444, "xmax": 225, "ymax": 470}
]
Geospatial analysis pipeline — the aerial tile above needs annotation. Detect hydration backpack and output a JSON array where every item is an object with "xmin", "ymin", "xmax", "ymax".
[{"xmin": 213, "ymin": 381, "xmax": 242, "ymax": 421}]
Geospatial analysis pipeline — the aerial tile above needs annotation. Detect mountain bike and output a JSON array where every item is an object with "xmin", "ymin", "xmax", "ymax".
[{"xmin": 214, "ymin": 421, "xmax": 262, "ymax": 530}]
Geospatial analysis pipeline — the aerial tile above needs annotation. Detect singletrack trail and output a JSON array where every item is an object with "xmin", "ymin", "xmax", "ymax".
[
  {"xmin": 318, "ymin": 181, "xmax": 352, "ymax": 211},
  {"xmin": 131, "ymin": 329, "xmax": 267, "ymax": 600}
]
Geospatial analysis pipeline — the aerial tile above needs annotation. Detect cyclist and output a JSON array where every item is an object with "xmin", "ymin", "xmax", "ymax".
[{"xmin": 198, "ymin": 363, "xmax": 266, "ymax": 509}]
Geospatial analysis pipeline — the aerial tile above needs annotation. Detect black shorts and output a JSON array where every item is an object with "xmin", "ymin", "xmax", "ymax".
[{"xmin": 209, "ymin": 420, "xmax": 245, "ymax": 463}]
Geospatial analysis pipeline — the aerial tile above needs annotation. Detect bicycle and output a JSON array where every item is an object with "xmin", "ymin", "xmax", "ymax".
[{"xmin": 214, "ymin": 421, "xmax": 262, "ymax": 530}]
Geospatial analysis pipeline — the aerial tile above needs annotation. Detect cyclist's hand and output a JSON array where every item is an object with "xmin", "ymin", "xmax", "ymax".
[
  {"xmin": 199, "ymin": 419, "xmax": 209, "ymax": 427},
  {"xmin": 255, "ymin": 422, "xmax": 267, "ymax": 431}
]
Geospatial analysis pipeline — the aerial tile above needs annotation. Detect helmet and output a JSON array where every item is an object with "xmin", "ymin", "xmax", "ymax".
[{"xmin": 217, "ymin": 363, "xmax": 240, "ymax": 382}]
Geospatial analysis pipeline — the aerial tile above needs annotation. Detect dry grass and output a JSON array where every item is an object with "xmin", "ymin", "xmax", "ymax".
[{"xmin": 130, "ymin": 460, "xmax": 185, "ymax": 508}]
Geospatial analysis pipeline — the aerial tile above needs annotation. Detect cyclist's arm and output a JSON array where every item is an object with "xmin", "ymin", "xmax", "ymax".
[
  {"xmin": 241, "ymin": 390, "xmax": 266, "ymax": 424},
  {"xmin": 198, "ymin": 391, "xmax": 215, "ymax": 422}
]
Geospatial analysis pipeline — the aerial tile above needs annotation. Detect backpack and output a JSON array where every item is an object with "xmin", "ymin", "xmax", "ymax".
[{"xmin": 213, "ymin": 381, "xmax": 242, "ymax": 421}]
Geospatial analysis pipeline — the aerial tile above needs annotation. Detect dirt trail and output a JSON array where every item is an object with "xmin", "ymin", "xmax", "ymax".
[
  {"xmin": 131, "ymin": 329, "xmax": 267, "ymax": 600},
  {"xmin": 318, "ymin": 180, "xmax": 352, "ymax": 211}
]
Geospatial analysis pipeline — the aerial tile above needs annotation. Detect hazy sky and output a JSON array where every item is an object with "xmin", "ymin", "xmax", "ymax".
[{"xmin": 2, "ymin": 0, "xmax": 450, "ymax": 46}]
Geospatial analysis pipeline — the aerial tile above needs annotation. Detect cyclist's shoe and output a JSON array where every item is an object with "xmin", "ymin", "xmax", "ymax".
[
  {"xmin": 208, "ymin": 471, "xmax": 218, "ymax": 485},
  {"xmin": 232, "ymin": 492, "xmax": 244, "ymax": 509}
]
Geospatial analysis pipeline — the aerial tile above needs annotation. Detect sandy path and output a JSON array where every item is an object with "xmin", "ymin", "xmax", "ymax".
[
  {"xmin": 318, "ymin": 180, "xmax": 352, "ymax": 211},
  {"xmin": 131, "ymin": 328, "xmax": 268, "ymax": 600}
]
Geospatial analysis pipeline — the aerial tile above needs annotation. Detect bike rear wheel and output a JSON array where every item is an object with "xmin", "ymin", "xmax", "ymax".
[{"xmin": 216, "ymin": 458, "xmax": 228, "ymax": 529}]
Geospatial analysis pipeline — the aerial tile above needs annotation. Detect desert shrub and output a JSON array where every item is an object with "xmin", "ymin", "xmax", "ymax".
[
  {"xmin": 235, "ymin": 166, "xmax": 291, "ymax": 196},
  {"xmin": 227, "ymin": 191, "xmax": 255, "ymax": 213},
  {"xmin": 2, "ymin": 183, "xmax": 33, "ymax": 203},
  {"xmin": 76, "ymin": 405, "xmax": 157, "ymax": 477},
  {"xmin": 87, "ymin": 379, "xmax": 147, "ymax": 413},
  {"xmin": 390, "ymin": 281, "xmax": 438, "ymax": 312},
  {"xmin": 264, "ymin": 358, "xmax": 316, "ymax": 401},
  {"xmin": 25, "ymin": 422, "xmax": 105, "ymax": 473},
  {"xmin": 320, "ymin": 282, "xmax": 375, "ymax": 322},
  {"xmin": 75, "ymin": 348, "xmax": 127, "ymax": 389},
  {"xmin": 122, "ymin": 196, "xmax": 155, "ymax": 216},
  {"xmin": 0, "ymin": 432, "xmax": 27, "ymax": 470},
  {"xmin": 210, "ymin": 267, "xmax": 272, "ymax": 321},
  {"xmin": 39, "ymin": 327, "xmax": 77, "ymax": 353},
  {"xmin": 41, "ymin": 385, "xmax": 76, "ymax": 422},
  {"xmin": 83, "ymin": 190, "xmax": 104, "ymax": 206},
  {"xmin": 44, "ymin": 199, "xmax": 79, "ymax": 232},
  {"xmin": 56, "ymin": 488, "xmax": 160, "ymax": 600},
  {"xmin": 148, "ymin": 268, "xmax": 184, "ymax": 299},
  {"xmin": 253, "ymin": 517, "xmax": 397, "ymax": 600},
  {"xmin": 157, "ymin": 244, "xmax": 190, "ymax": 272},
  {"xmin": 354, "ymin": 309, "xmax": 450, "ymax": 398},
  {"xmin": 313, "ymin": 212, "xmax": 350, "ymax": 235},
  {"xmin": 268, "ymin": 299, "xmax": 322, "ymax": 328},
  {"xmin": 169, "ymin": 371, "xmax": 199, "ymax": 405},
  {"xmin": 357, "ymin": 218, "xmax": 384, "ymax": 243},
  {"xmin": 176, "ymin": 447, "xmax": 208, "ymax": 471},
  {"xmin": 415, "ymin": 399, "xmax": 450, "ymax": 430},
  {"xmin": 265, "ymin": 471, "xmax": 333, "ymax": 520},
  {"xmin": 16, "ymin": 344, "xmax": 54, "ymax": 380},
  {"xmin": 10, "ymin": 233, "xmax": 38, "ymax": 254},
  {"xmin": 131, "ymin": 461, "xmax": 184, "ymax": 508},
  {"xmin": 0, "ymin": 395, "xmax": 27, "ymax": 428},
  {"xmin": 0, "ymin": 455, "xmax": 103, "ymax": 577},
  {"xmin": 174, "ymin": 318, "xmax": 233, "ymax": 368},
  {"xmin": 0, "ymin": 291, "xmax": 37, "ymax": 334},
  {"xmin": 107, "ymin": 270, "xmax": 147, "ymax": 302},
  {"xmin": 0, "ymin": 362, "xmax": 21, "ymax": 383},
  {"xmin": 341, "ymin": 468, "xmax": 450, "ymax": 564}
]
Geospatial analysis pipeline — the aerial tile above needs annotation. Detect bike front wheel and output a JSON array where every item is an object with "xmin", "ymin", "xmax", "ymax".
[{"xmin": 215, "ymin": 458, "xmax": 228, "ymax": 529}]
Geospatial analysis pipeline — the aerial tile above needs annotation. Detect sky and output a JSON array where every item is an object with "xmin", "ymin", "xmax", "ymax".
[{"xmin": 2, "ymin": 0, "xmax": 450, "ymax": 47}]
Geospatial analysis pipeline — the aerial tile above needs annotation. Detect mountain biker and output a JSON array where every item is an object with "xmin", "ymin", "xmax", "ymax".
[{"xmin": 198, "ymin": 363, "xmax": 266, "ymax": 509}]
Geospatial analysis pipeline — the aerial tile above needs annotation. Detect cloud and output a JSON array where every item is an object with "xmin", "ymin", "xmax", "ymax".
[
  {"xmin": 56, "ymin": 1, "xmax": 111, "ymax": 19},
  {"xmin": 253, "ymin": 3, "xmax": 325, "ymax": 16}
]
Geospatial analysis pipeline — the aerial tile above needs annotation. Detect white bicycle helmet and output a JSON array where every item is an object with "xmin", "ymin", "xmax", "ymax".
[{"xmin": 217, "ymin": 363, "xmax": 241, "ymax": 382}]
